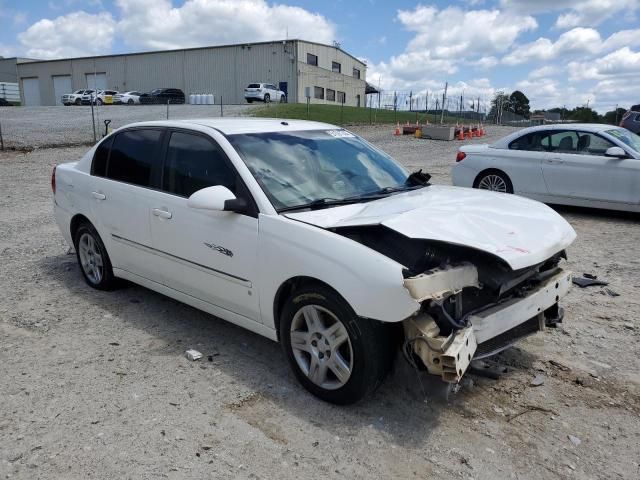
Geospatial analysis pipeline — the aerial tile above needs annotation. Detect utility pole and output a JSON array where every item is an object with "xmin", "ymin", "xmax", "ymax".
[
  {"xmin": 440, "ymin": 82, "xmax": 448, "ymax": 124},
  {"xmin": 614, "ymin": 104, "xmax": 619, "ymax": 124}
]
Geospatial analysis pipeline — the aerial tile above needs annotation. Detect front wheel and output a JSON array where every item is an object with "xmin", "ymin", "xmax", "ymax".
[
  {"xmin": 74, "ymin": 98, "xmax": 81, "ymax": 106},
  {"xmin": 96, "ymin": 98, "xmax": 103, "ymax": 106},
  {"xmin": 264, "ymin": 94, "xmax": 270, "ymax": 103},
  {"xmin": 73, "ymin": 223, "xmax": 117, "ymax": 290},
  {"xmin": 127, "ymin": 99, "xmax": 134, "ymax": 105},
  {"xmin": 474, "ymin": 170, "xmax": 513, "ymax": 194},
  {"xmin": 280, "ymin": 285, "xmax": 393, "ymax": 404}
]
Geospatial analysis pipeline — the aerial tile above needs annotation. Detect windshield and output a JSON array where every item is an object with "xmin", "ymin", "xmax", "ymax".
[
  {"xmin": 228, "ymin": 130, "xmax": 410, "ymax": 211},
  {"xmin": 606, "ymin": 128, "xmax": 640, "ymax": 153}
]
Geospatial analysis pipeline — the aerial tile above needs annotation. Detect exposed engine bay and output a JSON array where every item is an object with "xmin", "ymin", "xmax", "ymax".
[{"xmin": 333, "ymin": 224, "xmax": 572, "ymax": 382}]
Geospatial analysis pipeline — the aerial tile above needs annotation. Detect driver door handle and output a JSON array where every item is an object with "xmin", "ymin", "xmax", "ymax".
[
  {"xmin": 152, "ymin": 208, "xmax": 172, "ymax": 219},
  {"xmin": 91, "ymin": 191, "xmax": 106, "ymax": 200},
  {"xmin": 545, "ymin": 158, "xmax": 564, "ymax": 165}
]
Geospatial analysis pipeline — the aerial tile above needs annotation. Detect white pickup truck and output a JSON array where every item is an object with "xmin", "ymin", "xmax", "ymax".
[{"xmin": 52, "ymin": 118, "xmax": 575, "ymax": 404}]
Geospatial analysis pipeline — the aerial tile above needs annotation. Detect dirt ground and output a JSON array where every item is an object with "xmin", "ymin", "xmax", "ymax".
[{"xmin": 1, "ymin": 125, "xmax": 639, "ymax": 479}]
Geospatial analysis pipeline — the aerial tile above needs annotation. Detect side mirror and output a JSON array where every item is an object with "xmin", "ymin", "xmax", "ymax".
[
  {"xmin": 187, "ymin": 186, "xmax": 247, "ymax": 213},
  {"xmin": 605, "ymin": 146, "xmax": 628, "ymax": 159}
]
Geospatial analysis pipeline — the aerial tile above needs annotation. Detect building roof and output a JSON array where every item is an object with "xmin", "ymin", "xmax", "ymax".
[{"xmin": 13, "ymin": 39, "xmax": 366, "ymax": 69}]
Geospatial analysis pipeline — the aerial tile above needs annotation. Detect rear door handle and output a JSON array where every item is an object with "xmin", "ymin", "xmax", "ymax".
[
  {"xmin": 91, "ymin": 191, "xmax": 106, "ymax": 200},
  {"xmin": 152, "ymin": 208, "xmax": 172, "ymax": 219}
]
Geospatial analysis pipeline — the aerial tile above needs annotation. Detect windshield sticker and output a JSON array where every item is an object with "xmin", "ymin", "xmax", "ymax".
[{"xmin": 326, "ymin": 130, "xmax": 355, "ymax": 138}]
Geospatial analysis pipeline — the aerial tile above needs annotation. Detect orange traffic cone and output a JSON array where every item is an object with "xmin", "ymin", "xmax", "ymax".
[
  {"xmin": 394, "ymin": 123, "xmax": 401, "ymax": 136},
  {"xmin": 457, "ymin": 126, "xmax": 464, "ymax": 140},
  {"xmin": 465, "ymin": 125, "xmax": 473, "ymax": 139}
]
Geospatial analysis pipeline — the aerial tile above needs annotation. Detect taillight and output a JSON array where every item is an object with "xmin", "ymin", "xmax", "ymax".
[
  {"xmin": 51, "ymin": 165, "xmax": 57, "ymax": 194},
  {"xmin": 456, "ymin": 151, "xmax": 466, "ymax": 162}
]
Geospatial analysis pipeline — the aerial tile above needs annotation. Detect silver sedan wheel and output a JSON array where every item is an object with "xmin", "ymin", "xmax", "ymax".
[
  {"xmin": 478, "ymin": 174, "xmax": 508, "ymax": 193},
  {"xmin": 78, "ymin": 233, "xmax": 104, "ymax": 285},
  {"xmin": 290, "ymin": 305, "xmax": 354, "ymax": 390}
]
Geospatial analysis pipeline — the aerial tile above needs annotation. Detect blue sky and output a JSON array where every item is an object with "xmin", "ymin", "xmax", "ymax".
[{"xmin": 1, "ymin": 0, "xmax": 639, "ymax": 112}]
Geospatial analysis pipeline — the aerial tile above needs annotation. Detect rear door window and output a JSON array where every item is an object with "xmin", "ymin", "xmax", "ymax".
[
  {"xmin": 508, "ymin": 132, "xmax": 547, "ymax": 151},
  {"xmin": 106, "ymin": 129, "xmax": 164, "ymax": 187},
  {"xmin": 162, "ymin": 131, "xmax": 238, "ymax": 197}
]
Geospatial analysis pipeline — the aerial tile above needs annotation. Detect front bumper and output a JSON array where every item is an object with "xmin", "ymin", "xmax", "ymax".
[{"xmin": 404, "ymin": 268, "xmax": 572, "ymax": 382}]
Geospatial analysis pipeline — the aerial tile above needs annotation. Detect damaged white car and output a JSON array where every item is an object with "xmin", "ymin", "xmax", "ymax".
[{"xmin": 52, "ymin": 119, "xmax": 576, "ymax": 404}]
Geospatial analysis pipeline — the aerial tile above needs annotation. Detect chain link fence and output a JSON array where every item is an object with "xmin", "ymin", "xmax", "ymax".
[{"xmin": 0, "ymin": 101, "xmax": 258, "ymax": 150}]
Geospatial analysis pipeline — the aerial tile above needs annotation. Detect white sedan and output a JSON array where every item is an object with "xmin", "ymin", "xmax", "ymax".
[
  {"xmin": 52, "ymin": 119, "xmax": 575, "ymax": 404},
  {"xmin": 113, "ymin": 91, "xmax": 142, "ymax": 105},
  {"xmin": 452, "ymin": 124, "xmax": 640, "ymax": 212}
]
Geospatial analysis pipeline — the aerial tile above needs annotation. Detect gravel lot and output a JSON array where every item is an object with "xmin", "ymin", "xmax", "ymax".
[
  {"xmin": 1, "ymin": 124, "xmax": 639, "ymax": 479},
  {"xmin": 0, "ymin": 104, "xmax": 258, "ymax": 149}
]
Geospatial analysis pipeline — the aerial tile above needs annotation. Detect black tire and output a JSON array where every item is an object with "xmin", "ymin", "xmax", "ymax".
[
  {"xmin": 246, "ymin": 99, "xmax": 253, "ymax": 103},
  {"xmin": 96, "ymin": 98, "xmax": 103, "ymax": 106},
  {"xmin": 73, "ymin": 223, "xmax": 117, "ymax": 290},
  {"xmin": 127, "ymin": 99, "xmax": 134, "ymax": 105},
  {"xmin": 279, "ymin": 95, "xmax": 286, "ymax": 103},
  {"xmin": 264, "ymin": 93, "xmax": 270, "ymax": 103},
  {"xmin": 280, "ymin": 285, "xmax": 394, "ymax": 404},
  {"xmin": 473, "ymin": 169, "xmax": 514, "ymax": 194},
  {"xmin": 74, "ymin": 98, "xmax": 81, "ymax": 106}
]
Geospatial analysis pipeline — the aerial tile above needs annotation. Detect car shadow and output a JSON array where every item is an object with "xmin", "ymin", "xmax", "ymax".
[
  {"xmin": 550, "ymin": 203, "xmax": 640, "ymax": 221},
  {"xmin": 37, "ymin": 252, "xmax": 538, "ymax": 445}
]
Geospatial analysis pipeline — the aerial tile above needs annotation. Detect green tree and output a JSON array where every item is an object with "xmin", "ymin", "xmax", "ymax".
[
  {"xmin": 509, "ymin": 90, "xmax": 531, "ymax": 118},
  {"xmin": 602, "ymin": 107, "xmax": 626, "ymax": 125}
]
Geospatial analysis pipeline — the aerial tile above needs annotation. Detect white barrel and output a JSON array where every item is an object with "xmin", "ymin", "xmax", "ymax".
[
  {"xmin": 189, "ymin": 94, "xmax": 195, "ymax": 104},
  {"xmin": 206, "ymin": 94, "xmax": 214, "ymax": 105},
  {"xmin": 195, "ymin": 94, "xmax": 202, "ymax": 105}
]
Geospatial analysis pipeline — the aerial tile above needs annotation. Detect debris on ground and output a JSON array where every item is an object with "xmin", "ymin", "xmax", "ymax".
[
  {"xmin": 604, "ymin": 288, "xmax": 620, "ymax": 297},
  {"xmin": 185, "ymin": 349, "xmax": 203, "ymax": 361},
  {"xmin": 572, "ymin": 276, "xmax": 608, "ymax": 288},
  {"xmin": 568, "ymin": 435, "xmax": 582, "ymax": 446},
  {"xmin": 530, "ymin": 375, "xmax": 545, "ymax": 387}
]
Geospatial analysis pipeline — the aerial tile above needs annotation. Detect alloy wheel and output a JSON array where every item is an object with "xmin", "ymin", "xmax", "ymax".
[
  {"xmin": 478, "ymin": 174, "xmax": 508, "ymax": 193},
  {"xmin": 289, "ymin": 305, "xmax": 353, "ymax": 390},
  {"xmin": 78, "ymin": 232, "xmax": 104, "ymax": 285}
]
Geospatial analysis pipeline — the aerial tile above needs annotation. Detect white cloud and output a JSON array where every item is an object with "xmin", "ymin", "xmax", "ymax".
[
  {"xmin": 116, "ymin": 0, "xmax": 335, "ymax": 50},
  {"xmin": 18, "ymin": 11, "xmax": 116, "ymax": 59},
  {"xmin": 529, "ymin": 66, "xmax": 557, "ymax": 79},
  {"xmin": 501, "ymin": 27, "xmax": 640, "ymax": 66},
  {"xmin": 501, "ymin": 0, "xmax": 639, "ymax": 29},
  {"xmin": 471, "ymin": 56, "xmax": 499, "ymax": 69}
]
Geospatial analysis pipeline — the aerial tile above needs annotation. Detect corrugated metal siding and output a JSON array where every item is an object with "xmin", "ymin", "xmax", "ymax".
[
  {"xmin": 14, "ymin": 40, "xmax": 366, "ymax": 106},
  {"xmin": 0, "ymin": 58, "xmax": 19, "ymax": 83}
]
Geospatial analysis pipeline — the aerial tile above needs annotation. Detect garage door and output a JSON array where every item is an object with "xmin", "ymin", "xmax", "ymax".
[
  {"xmin": 53, "ymin": 75, "xmax": 72, "ymax": 106},
  {"xmin": 85, "ymin": 72, "xmax": 107, "ymax": 91},
  {"xmin": 22, "ymin": 77, "xmax": 41, "ymax": 106}
]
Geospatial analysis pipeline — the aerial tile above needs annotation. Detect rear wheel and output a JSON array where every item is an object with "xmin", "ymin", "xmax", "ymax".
[
  {"xmin": 96, "ymin": 98, "xmax": 103, "ymax": 106},
  {"xmin": 246, "ymin": 99, "xmax": 253, "ymax": 103},
  {"xmin": 73, "ymin": 223, "xmax": 117, "ymax": 290},
  {"xmin": 127, "ymin": 99, "xmax": 134, "ymax": 105},
  {"xmin": 280, "ymin": 285, "xmax": 393, "ymax": 404},
  {"xmin": 264, "ymin": 94, "xmax": 270, "ymax": 103},
  {"xmin": 474, "ymin": 170, "xmax": 513, "ymax": 194}
]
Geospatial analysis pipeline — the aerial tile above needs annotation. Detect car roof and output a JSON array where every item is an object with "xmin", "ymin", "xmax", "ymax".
[
  {"xmin": 119, "ymin": 118, "xmax": 339, "ymax": 135},
  {"xmin": 492, "ymin": 123, "xmax": 620, "ymax": 148}
]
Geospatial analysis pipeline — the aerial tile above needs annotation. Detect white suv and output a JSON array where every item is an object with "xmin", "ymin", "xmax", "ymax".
[
  {"xmin": 52, "ymin": 118, "xmax": 575, "ymax": 404},
  {"xmin": 62, "ymin": 90, "xmax": 94, "ymax": 106},
  {"xmin": 244, "ymin": 83, "xmax": 285, "ymax": 103}
]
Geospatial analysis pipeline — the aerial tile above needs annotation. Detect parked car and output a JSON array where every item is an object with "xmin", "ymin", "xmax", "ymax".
[
  {"xmin": 452, "ymin": 124, "xmax": 640, "ymax": 212},
  {"xmin": 139, "ymin": 88, "xmax": 185, "ymax": 104},
  {"xmin": 52, "ymin": 119, "xmax": 575, "ymax": 404},
  {"xmin": 81, "ymin": 90, "xmax": 119, "ymax": 105},
  {"xmin": 244, "ymin": 83, "xmax": 286, "ymax": 103},
  {"xmin": 113, "ymin": 91, "xmax": 142, "ymax": 105},
  {"xmin": 62, "ymin": 90, "xmax": 94, "ymax": 106},
  {"xmin": 620, "ymin": 105, "xmax": 640, "ymax": 134}
]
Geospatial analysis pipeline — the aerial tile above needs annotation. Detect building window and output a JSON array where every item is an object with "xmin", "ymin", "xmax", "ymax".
[
  {"xmin": 314, "ymin": 86, "xmax": 324, "ymax": 99},
  {"xmin": 332, "ymin": 61, "xmax": 341, "ymax": 74},
  {"xmin": 307, "ymin": 53, "xmax": 318, "ymax": 66},
  {"xmin": 337, "ymin": 91, "xmax": 345, "ymax": 104},
  {"xmin": 353, "ymin": 68, "xmax": 360, "ymax": 79},
  {"xmin": 326, "ymin": 89, "xmax": 336, "ymax": 102}
]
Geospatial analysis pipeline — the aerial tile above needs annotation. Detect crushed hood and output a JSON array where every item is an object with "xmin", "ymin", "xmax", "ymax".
[{"xmin": 285, "ymin": 185, "xmax": 576, "ymax": 270}]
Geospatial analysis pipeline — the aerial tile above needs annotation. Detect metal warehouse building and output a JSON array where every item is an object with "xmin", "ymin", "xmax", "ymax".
[{"xmin": 2, "ymin": 40, "xmax": 367, "ymax": 108}]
